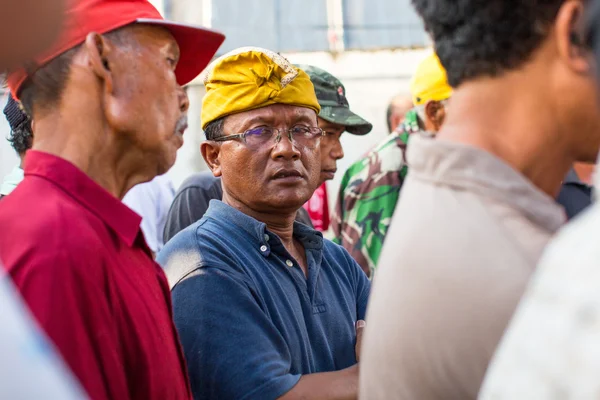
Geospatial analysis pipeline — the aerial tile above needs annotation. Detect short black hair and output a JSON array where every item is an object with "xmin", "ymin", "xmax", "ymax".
[
  {"xmin": 7, "ymin": 115, "xmax": 33, "ymax": 156},
  {"xmin": 412, "ymin": 0, "xmax": 565, "ymax": 87},
  {"xmin": 204, "ymin": 117, "xmax": 225, "ymax": 141},
  {"xmin": 18, "ymin": 46, "xmax": 79, "ymax": 117},
  {"xmin": 18, "ymin": 29, "xmax": 132, "ymax": 117}
]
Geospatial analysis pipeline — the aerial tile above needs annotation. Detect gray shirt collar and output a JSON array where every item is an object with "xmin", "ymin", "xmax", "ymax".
[{"xmin": 407, "ymin": 135, "xmax": 565, "ymax": 233}]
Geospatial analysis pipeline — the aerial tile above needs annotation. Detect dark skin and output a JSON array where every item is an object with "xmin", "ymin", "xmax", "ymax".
[
  {"xmin": 203, "ymin": 104, "xmax": 320, "ymax": 274},
  {"xmin": 0, "ymin": 0, "xmax": 64, "ymax": 70},
  {"xmin": 438, "ymin": 0, "xmax": 600, "ymax": 197},
  {"xmin": 202, "ymin": 103, "xmax": 365, "ymax": 400},
  {"xmin": 318, "ymin": 118, "xmax": 345, "ymax": 184},
  {"xmin": 31, "ymin": 24, "xmax": 189, "ymax": 199}
]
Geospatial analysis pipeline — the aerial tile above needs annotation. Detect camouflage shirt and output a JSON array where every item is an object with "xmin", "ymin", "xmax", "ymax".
[{"xmin": 331, "ymin": 128, "xmax": 410, "ymax": 277}]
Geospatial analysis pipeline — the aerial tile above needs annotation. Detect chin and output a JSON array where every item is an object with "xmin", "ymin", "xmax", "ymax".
[{"xmin": 267, "ymin": 190, "xmax": 312, "ymax": 210}]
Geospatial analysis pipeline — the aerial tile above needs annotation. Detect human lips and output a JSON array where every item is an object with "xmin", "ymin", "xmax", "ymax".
[
  {"xmin": 175, "ymin": 117, "xmax": 188, "ymax": 136},
  {"xmin": 173, "ymin": 117, "xmax": 188, "ymax": 147},
  {"xmin": 272, "ymin": 168, "xmax": 305, "ymax": 182},
  {"xmin": 321, "ymin": 168, "xmax": 337, "ymax": 180}
]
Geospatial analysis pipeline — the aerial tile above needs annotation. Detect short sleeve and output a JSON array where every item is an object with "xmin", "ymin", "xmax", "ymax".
[{"xmin": 172, "ymin": 268, "xmax": 301, "ymax": 400}]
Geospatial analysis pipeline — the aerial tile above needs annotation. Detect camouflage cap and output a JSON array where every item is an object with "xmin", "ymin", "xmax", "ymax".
[{"xmin": 296, "ymin": 64, "xmax": 373, "ymax": 136}]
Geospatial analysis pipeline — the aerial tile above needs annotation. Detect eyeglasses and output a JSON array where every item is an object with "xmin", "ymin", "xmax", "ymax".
[{"xmin": 213, "ymin": 126, "xmax": 325, "ymax": 149}]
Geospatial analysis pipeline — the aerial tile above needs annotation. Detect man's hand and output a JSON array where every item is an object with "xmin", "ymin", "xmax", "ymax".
[
  {"xmin": 279, "ymin": 322, "xmax": 365, "ymax": 399},
  {"xmin": 355, "ymin": 320, "xmax": 366, "ymax": 362}
]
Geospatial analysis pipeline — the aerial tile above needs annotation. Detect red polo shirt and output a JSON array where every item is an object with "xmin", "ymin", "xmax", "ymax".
[{"xmin": 0, "ymin": 151, "xmax": 191, "ymax": 400}]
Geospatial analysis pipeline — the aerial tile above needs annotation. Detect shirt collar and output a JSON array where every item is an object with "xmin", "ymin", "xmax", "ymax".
[
  {"xmin": 407, "ymin": 135, "xmax": 566, "ymax": 233},
  {"xmin": 24, "ymin": 151, "xmax": 142, "ymax": 247},
  {"xmin": 563, "ymin": 168, "xmax": 586, "ymax": 186},
  {"xmin": 204, "ymin": 200, "xmax": 323, "ymax": 257}
]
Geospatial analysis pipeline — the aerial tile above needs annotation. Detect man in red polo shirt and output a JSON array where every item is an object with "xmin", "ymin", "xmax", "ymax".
[{"xmin": 0, "ymin": 1, "xmax": 224, "ymax": 399}]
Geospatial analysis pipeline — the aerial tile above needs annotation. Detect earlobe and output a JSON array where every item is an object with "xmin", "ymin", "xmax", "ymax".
[{"xmin": 201, "ymin": 142, "xmax": 223, "ymax": 177}]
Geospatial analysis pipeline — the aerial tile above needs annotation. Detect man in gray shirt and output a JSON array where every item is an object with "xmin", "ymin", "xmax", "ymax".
[{"xmin": 360, "ymin": 0, "xmax": 600, "ymax": 399}]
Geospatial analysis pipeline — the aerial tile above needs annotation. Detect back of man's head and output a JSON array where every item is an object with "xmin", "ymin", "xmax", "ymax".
[{"xmin": 412, "ymin": 0, "xmax": 565, "ymax": 87}]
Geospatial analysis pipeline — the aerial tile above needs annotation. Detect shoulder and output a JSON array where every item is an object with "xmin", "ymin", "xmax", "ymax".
[
  {"xmin": 170, "ymin": 173, "xmax": 222, "ymax": 209},
  {"xmin": 178, "ymin": 172, "xmax": 222, "ymax": 192},
  {"xmin": 538, "ymin": 204, "xmax": 600, "ymax": 270},
  {"xmin": 157, "ymin": 222, "xmax": 204, "ymax": 286},
  {"xmin": 321, "ymin": 238, "xmax": 363, "ymax": 274},
  {"xmin": 158, "ymin": 217, "xmax": 250, "ymax": 288}
]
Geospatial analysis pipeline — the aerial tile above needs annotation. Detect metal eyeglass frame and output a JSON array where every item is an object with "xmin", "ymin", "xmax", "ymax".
[{"xmin": 212, "ymin": 126, "xmax": 325, "ymax": 147}]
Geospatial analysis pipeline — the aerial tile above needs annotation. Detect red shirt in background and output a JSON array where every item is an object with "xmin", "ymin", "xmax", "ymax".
[
  {"xmin": 0, "ymin": 151, "xmax": 191, "ymax": 400},
  {"xmin": 303, "ymin": 182, "xmax": 330, "ymax": 231}
]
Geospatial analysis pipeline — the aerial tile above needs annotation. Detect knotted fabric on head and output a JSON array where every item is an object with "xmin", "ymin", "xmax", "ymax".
[{"xmin": 201, "ymin": 47, "xmax": 321, "ymax": 129}]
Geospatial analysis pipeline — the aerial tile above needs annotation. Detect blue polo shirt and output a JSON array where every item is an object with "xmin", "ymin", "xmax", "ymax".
[{"xmin": 158, "ymin": 200, "xmax": 370, "ymax": 400}]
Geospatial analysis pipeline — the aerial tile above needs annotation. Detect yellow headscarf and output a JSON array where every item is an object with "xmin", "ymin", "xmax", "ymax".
[
  {"xmin": 410, "ymin": 53, "xmax": 453, "ymax": 106},
  {"xmin": 201, "ymin": 47, "xmax": 321, "ymax": 129}
]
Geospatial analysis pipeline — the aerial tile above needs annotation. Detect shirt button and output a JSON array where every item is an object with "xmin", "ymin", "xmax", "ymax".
[
  {"xmin": 264, "ymin": 234, "xmax": 270, "ymax": 242},
  {"xmin": 286, "ymin": 260, "xmax": 294, "ymax": 268},
  {"xmin": 260, "ymin": 245, "xmax": 268, "ymax": 252}
]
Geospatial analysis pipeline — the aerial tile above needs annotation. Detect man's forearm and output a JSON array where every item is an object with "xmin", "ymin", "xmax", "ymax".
[{"xmin": 279, "ymin": 365, "xmax": 358, "ymax": 400}]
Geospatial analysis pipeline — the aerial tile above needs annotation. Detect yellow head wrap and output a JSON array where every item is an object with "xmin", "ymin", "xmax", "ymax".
[
  {"xmin": 201, "ymin": 47, "xmax": 321, "ymax": 129},
  {"xmin": 410, "ymin": 53, "xmax": 453, "ymax": 106}
]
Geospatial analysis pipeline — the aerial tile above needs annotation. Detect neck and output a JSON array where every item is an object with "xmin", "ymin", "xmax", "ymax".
[
  {"xmin": 222, "ymin": 191, "xmax": 297, "ymax": 247},
  {"xmin": 32, "ymin": 112, "xmax": 153, "ymax": 199},
  {"xmin": 437, "ymin": 75, "xmax": 573, "ymax": 197}
]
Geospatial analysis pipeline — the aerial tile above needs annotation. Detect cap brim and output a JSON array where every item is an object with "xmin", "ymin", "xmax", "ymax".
[
  {"xmin": 319, "ymin": 106, "xmax": 373, "ymax": 136},
  {"xmin": 136, "ymin": 19, "xmax": 225, "ymax": 86}
]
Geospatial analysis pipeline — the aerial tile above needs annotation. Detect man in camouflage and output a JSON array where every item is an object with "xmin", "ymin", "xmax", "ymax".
[
  {"xmin": 295, "ymin": 64, "xmax": 373, "ymax": 230},
  {"xmin": 331, "ymin": 53, "xmax": 452, "ymax": 277}
]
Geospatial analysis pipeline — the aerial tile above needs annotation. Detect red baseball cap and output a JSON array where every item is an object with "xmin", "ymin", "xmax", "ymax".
[{"xmin": 7, "ymin": 0, "xmax": 225, "ymax": 99}]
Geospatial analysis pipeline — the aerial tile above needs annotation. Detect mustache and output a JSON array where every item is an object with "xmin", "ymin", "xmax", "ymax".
[{"xmin": 175, "ymin": 116, "xmax": 188, "ymax": 133}]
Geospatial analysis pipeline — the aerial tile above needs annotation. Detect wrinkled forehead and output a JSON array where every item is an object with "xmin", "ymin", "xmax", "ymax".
[
  {"xmin": 115, "ymin": 24, "xmax": 180, "ymax": 57},
  {"xmin": 225, "ymin": 104, "xmax": 317, "ymax": 131}
]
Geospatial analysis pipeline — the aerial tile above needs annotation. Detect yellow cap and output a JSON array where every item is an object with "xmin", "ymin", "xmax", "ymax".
[
  {"xmin": 201, "ymin": 47, "xmax": 321, "ymax": 129},
  {"xmin": 410, "ymin": 53, "xmax": 453, "ymax": 106}
]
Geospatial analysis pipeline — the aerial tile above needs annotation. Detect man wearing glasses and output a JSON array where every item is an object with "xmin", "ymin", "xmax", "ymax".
[{"xmin": 158, "ymin": 47, "xmax": 370, "ymax": 400}]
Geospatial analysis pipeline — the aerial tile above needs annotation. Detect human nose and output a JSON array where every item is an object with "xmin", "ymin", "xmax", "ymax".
[
  {"xmin": 330, "ymin": 136, "xmax": 344, "ymax": 160},
  {"xmin": 271, "ymin": 129, "xmax": 301, "ymax": 160},
  {"xmin": 178, "ymin": 86, "xmax": 189, "ymax": 113}
]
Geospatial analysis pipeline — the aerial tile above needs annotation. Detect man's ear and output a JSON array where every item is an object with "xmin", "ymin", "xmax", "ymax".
[
  {"xmin": 425, "ymin": 100, "xmax": 447, "ymax": 131},
  {"xmin": 83, "ymin": 32, "xmax": 114, "ymax": 94},
  {"xmin": 555, "ymin": 0, "xmax": 590, "ymax": 74},
  {"xmin": 201, "ymin": 141, "xmax": 223, "ymax": 177}
]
